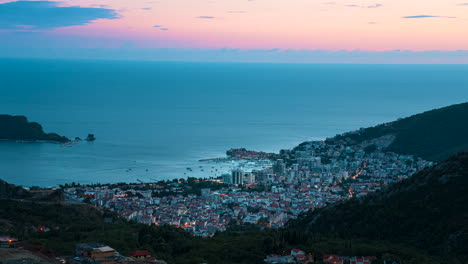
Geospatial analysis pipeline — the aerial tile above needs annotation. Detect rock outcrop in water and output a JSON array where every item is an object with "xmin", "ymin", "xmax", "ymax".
[{"xmin": 85, "ymin": 133, "xmax": 96, "ymax": 141}]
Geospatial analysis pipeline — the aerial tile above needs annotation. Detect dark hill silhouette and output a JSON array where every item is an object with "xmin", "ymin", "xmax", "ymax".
[
  {"xmin": 325, "ymin": 102, "xmax": 468, "ymax": 161},
  {"xmin": 0, "ymin": 115, "xmax": 69, "ymax": 142}
]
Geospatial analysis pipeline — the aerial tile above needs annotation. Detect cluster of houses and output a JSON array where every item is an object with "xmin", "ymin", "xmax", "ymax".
[
  {"xmin": 264, "ymin": 249, "xmax": 314, "ymax": 264},
  {"xmin": 0, "ymin": 238, "xmax": 165, "ymax": 264},
  {"xmin": 265, "ymin": 250, "xmax": 395, "ymax": 264},
  {"xmin": 226, "ymin": 148, "xmax": 279, "ymax": 160},
  {"xmin": 72, "ymin": 242, "xmax": 164, "ymax": 264},
  {"xmin": 65, "ymin": 181, "xmax": 349, "ymax": 237},
  {"xmin": 64, "ymin": 136, "xmax": 432, "ymax": 238},
  {"xmin": 271, "ymin": 137, "xmax": 432, "ymax": 191}
]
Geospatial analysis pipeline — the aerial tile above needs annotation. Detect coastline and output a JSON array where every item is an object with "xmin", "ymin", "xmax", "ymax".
[
  {"xmin": 3, "ymin": 100, "xmax": 466, "ymax": 188},
  {"xmin": 0, "ymin": 142, "xmax": 280, "ymax": 188},
  {"xmin": 0, "ymin": 132, "xmax": 312, "ymax": 188},
  {"xmin": 0, "ymin": 138, "xmax": 66, "ymax": 144}
]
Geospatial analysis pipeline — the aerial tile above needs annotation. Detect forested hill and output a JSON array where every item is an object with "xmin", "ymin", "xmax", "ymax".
[
  {"xmin": 0, "ymin": 115, "xmax": 69, "ymax": 142},
  {"xmin": 325, "ymin": 102, "xmax": 468, "ymax": 161},
  {"xmin": 286, "ymin": 152, "xmax": 468, "ymax": 261},
  {"xmin": 0, "ymin": 179, "xmax": 64, "ymax": 201},
  {"xmin": 0, "ymin": 179, "xmax": 30, "ymax": 199}
]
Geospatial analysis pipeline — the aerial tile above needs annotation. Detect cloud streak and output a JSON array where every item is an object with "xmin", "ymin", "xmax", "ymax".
[
  {"xmin": 197, "ymin": 16, "xmax": 216, "ymax": 19},
  {"xmin": 345, "ymin": 3, "xmax": 383, "ymax": 8},
  {"xmin": 367, "ymin": 3, "xmax": 382, "ymax": 8},
  {"xmin": 402, "ymin": 15, "xmax": 456, "ymax": 19},
  {"xmin": 0, "ymin": 1, "xmax": 119, "ymax": 30}
]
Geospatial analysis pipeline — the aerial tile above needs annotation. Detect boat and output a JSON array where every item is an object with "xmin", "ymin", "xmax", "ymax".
[{"xmin": 61, "ymin": 141, "xmax": 73, "ymax": 147}]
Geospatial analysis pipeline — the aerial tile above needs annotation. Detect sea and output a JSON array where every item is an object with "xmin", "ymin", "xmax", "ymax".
[{"xmin": 1, "ymin": 58, "xmax": 467, "ymax": 187}]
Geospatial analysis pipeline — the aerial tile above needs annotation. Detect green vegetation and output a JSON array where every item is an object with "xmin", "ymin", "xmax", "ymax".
[
  {"xmin": 3, "ymin": 153, "xmax": 467, "ymax": 263},
  {"xmin": 285, "ymin": 152, "xmax": 468, "ymax": 264},
  {"xmin": 0, "ymin": 199, "xmax": 278, "ymax": 263},
  {"xmin": 0, "ymin": 115, "xmax": 69, "ymax": 142},
  {"xmin": 0, "ymin": 179, "xmax": 30, "ymax": 199},
  {"xmin": 2, "ymin": 103, "xmax": 468, "ymax": 263},
  {"xmin": 5, "ymin": 151, "xmax": 467, "ymax": 264},
  {"xmin": 0, "ymin": 198, "xmax": 446, "ymax": 264},
  {"xmin": 0, "ymin": 179, "xmax": 63, "ymax": 201},
  {"xmin": 326, "ymin": 102, "xmax": 468, "ymax": 161}
]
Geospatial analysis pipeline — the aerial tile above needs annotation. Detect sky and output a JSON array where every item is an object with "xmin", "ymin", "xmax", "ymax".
[{"xmin": 1, "ymin": 0, "xmax": 468, "ymax": 63}]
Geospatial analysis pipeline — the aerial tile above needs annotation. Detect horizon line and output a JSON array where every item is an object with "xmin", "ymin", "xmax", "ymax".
[{"xmin": 2, "ymin": 56, "xmax": 468, "ymax": 65}]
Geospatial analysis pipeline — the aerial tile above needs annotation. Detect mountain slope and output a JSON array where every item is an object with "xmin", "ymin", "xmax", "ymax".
[
  {"xmin": 286, "ymin": 152, "xmax": 468, "ymax": 261},
  {"xmin": 0, "ymin": 179, "xmax": 31, "ymax": 199},
  {"xmin": 325, "ymin": 102, "xmax": 468, "ymax": 161},
  {"xmin": 0, "ymin": 115, "xmax": 69, "ymax": 142},
  {"xmin": 0, "ymin": 179, "xmax": 64, "ymax": 201}
]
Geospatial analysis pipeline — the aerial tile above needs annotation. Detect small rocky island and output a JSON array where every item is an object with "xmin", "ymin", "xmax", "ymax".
[
  {"xmin": 0, "ymin": 115, "xmax": 69, "ymax": 143},
  {"xmin": 86, "ymin": 133, "xmax": 96, "ymax": 141}
]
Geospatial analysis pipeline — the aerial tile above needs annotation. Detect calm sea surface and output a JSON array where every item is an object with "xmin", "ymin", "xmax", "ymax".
[{"xmin": 1, "ymin": 59, "xmax": 467, "ymax": 187}]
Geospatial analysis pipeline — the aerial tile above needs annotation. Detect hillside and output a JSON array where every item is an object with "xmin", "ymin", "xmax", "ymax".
[
  {"xmin": 0, "ymin": 179, "xmax": 64, "ymax": 201},
  {"xmin": 0, "ymin": 248, "xmax": 56, "ymax": 264},
  {"xmin": 325, "ymin": 102, "xmax": 468, "ymax": 161},
  {"xmin": 0, "ymin": 179, "xmax": 31, "ymax": 199},
  {"xmin": 0, "ymin": 198, "xmax": 279, "ymax": 264},
  {"xmin": 285, "ymin": 152, "xmax": 468, "ymax": 262},
  {"xmin": 0, "ymin": 178, "xmax": 448, "ymax": 264},
  {"xmin": 0, "ymin": 115, "xmax": 69, "ymax": 143}
]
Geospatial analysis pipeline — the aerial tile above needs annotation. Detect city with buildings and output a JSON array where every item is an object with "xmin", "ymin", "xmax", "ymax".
[{"xmin": 64, "ymin": 134, "xmax": 433, "ymax": 238}]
